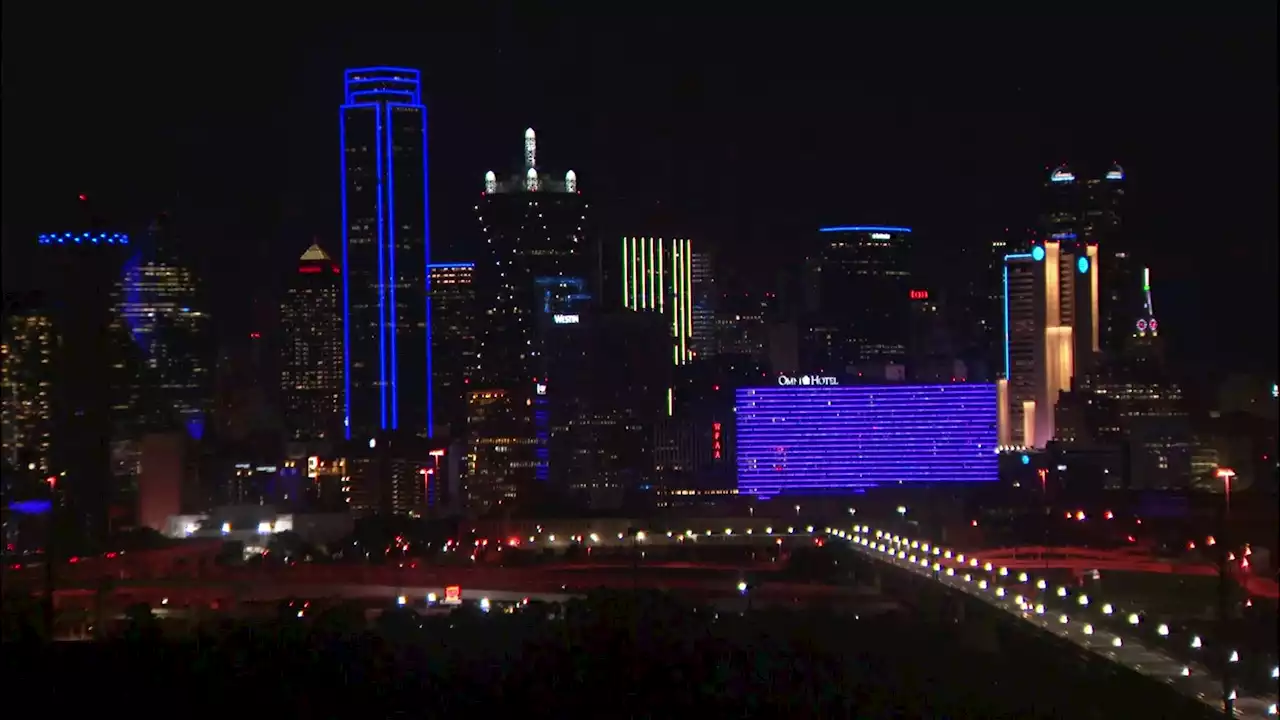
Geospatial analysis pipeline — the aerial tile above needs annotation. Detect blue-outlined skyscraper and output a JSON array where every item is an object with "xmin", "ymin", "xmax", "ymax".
[{"xmin": 340, "ymin": 67, "xmax": 433, "ymax": 441}]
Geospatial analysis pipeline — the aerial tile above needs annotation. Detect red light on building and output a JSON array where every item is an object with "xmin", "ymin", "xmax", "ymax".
[
  {"xmin": 298, "ymin": 265, "xmax": 323, "ymax": 273},
  {"xmin": 909, "ymin": 290, "xmax": 929, "ymax": 300},
  {"xmin": 712, "ymin": 422, "xmax": 722, "ymax": 460}
]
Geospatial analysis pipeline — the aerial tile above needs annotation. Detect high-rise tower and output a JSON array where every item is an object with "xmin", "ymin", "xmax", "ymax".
[
  {"xmin": 281, "ymin": 243, "xmax": 343, "ymax": 445},
  {"xmin": 998, "ymin": 240, "xmax": 1099, "ymax": 447},
  {"xmin": 621, "ymin": 236, "xmax": 695, "ymax": 366},
  {"xmin": 468, "ymin": 129, "xmax": 589, "ymax": 512},
  {"xmin": 1, "ymin": 295, "xmax": 55, "ymax": 476},
  {"xmin": 1042, "ymin": 164, "xmax": 1133, "ymax": 357},
  {"xmin": 114, "ymin": 213, "xmax": 212, "ymax": 439},
  {"xmin": 340, "ymin": 66, "xmax": 432, "ymax": 441},
  {"xmin": 802, "ymin": 226, "xmax": 913, "ymax": 378},
  {"xmin": 427, "ymin": 262, "xmax": 477, "ymax": 435}
]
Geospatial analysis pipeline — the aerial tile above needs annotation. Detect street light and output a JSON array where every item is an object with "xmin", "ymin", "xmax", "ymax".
[{"xmin": 1215, "ymin": 466, "xmax": 1237, "ymax": 719}]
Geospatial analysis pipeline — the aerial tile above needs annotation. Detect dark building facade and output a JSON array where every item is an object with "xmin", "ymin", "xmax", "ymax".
[
  {"xmin": 339, "ymin": 66, "xmax": 433, "ymax": 441},
  {"xmin": 34, "ymin": 203, "xmax": 133, "ymax": 543},
  {"xmin": 802, "ymin": 226, "xmax": 913, "ymax": 379},
  {"xmin": 281, "ymin": 243, "xmax": 343, "ymax": 445}
]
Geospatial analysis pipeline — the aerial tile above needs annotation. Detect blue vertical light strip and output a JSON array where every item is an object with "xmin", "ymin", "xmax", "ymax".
[
  {"xmin": 1002, "ymin": 253, "xmax": 1033, "ymax": 380},
  {"xmin": 375, "ymin": 108, "xmax": 388, "ymax": 430},
  {"xmin": 385, "ymin": 105, "xmax": 399, "ymax": 429},
  {"xmin": 421, "ymin": 103, "xmax": 434, "ymax": 439},
  {"xmin": 339, "ymin": 108, "xmax": 353, "ymax": 440}
]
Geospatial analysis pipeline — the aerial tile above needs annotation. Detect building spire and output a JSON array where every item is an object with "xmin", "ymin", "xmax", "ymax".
[{"xmin": 524, "ymin": 127, "xmax": 537, "ymax": 170}]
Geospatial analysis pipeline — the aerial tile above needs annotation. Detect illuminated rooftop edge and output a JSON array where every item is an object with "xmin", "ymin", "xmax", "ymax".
[
  {"xmin": 38, "ymin": 231, "xmax": 129, "ymax": 245},
  {"xmin": 819, "ymin": 226, "xmax": 912, "ymax": 234}
]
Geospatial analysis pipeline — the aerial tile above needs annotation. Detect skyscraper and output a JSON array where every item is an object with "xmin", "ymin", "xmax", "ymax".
[
  {"xmin": 468, "ymin": 128, "xmax": 588, "ymax": 511},
  {"xmin": 999, "ymin": 240, "xmax": 1099, "ymax": 447},
  {"xmin": 802, "ymin": 226, "xmax": 913, "ymax": 378},
  {"xmin": 1, "ymin": 295, "xmax": 54, "ymax": 476},
  {"xmin": 281, "ymin": 243, "xmax": 343, "ymax": 445},
  {"xmin": 427, "ymin": 262, "xmax": 477, "ymax": 435},
  {"xmin": 689, "ymin": 251, "xmax": 717, "ymax": 360},
  {"xmin": 35, "ymin": 199, "xmax": 133, "ymax": 542},
  {"xmin": 621, "ymin": 236, "xmax": 694, "ymax": 365},
  {"xmin": 340, "ymin": 66, "xmax": 432, "ymax": 441},
  {"xmin": 1042, "ymin": 164, "xmax": 1133, "ymax": 357},
  {"xmin": 114, "ymin": 213, "xmax": 212, "ymax": 439}
]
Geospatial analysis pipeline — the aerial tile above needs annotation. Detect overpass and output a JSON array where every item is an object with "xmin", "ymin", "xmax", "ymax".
[
  {"xmin": 969, "ymin": 546, "xmax": 1280, "ymax": 599},
  {"xmin": 831, "ymin": 524, "xmax": 1279, "ymax": 719}
]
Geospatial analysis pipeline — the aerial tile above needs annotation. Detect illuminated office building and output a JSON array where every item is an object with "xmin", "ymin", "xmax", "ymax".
[
  {"xmin": 1, "ymin": 298, "xmax": 55, "ymax": 476},
  {"xmin": 428, "ymin": 262, "xmax": 477, "ymax": 434},
  {"xmin": 114, "ymin": 213, "xmax": 212, "ymax": 439},
  {"xmin": 1000, "ymin": 240, "xmax": 1099, "ymax": 448},
  {"xmin": 689, "ymin": 251, "xmax": 717, "ymax": 359},
  {"xmin": 621, "ymin": 236, "xmax": 695, "ymax": 365},
  {"xmin": 339, "ymin": 66, "xmax": 433, "ymax": 441},
  {"xmin": 281, "ymin": 243, "xmax": 343, "ymax": 444},
  {"xmin": 468, "ymin": 128, "xmax": 589, "ymax": 510},
  {"xmin": 1043, "ymin": 164, "xmax": 1135, "ymax": 356},
  {"xmin": 802, "ymin": 226, "xmax": 913, "ymax": 378},
  {"xmin": 714, "ymin": 292, "xmax": 777, "ymax": 362}
]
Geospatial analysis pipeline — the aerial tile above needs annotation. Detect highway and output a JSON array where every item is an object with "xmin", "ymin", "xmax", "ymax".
[{"xmin": 835, "ymin": 525, "xmax": 1279, "ymax": 718}]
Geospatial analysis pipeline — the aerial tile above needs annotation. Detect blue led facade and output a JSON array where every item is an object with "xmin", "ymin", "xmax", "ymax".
[
  {"xmin": 38, "ymin": 232, "xmax": 128, "ymax": 245},
  {"xmin": 340, "ymin": 67, "xmax": 433, "ymax": 439},
  {"xmin": 736, "ymin": 384, "xmax": 998, "ymax": 497}
]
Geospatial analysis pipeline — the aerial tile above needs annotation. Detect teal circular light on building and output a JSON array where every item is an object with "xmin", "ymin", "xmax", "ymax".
[
  {"xmin": 1032, "ymin": 246, "xmax": 1046, "ymax": 262},
  {"xmin": 1021, "ymin": 454, "xmax": 1030, "ymax": 465},
  {"xmin": 1077, "ymin": 256, "xmax": 1090, "ymax": 274}
]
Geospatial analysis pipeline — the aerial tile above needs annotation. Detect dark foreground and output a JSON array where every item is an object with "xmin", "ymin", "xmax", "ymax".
[{"xmin": 4, "ymin": 591, "xmax": 1215, "ymax": 719}]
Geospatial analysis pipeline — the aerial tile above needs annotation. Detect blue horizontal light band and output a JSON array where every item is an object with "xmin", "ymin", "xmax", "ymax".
[
  {"xmin": 38, "ymin": 232, "xmax": 129, "ymax": 245},
  {"xmin": 818, "ymin": 226, "xmax": 912, "ymax": 234},
  {"xmin": 429, "ymin": 262, "xmax": 475, "ymax": 269},
  {"xmin": 736, "ymin": 384, "xmax": 998, "ymax": 496}
]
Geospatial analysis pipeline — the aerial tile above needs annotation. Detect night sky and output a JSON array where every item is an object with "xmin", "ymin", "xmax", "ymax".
[{"xmin": 3, "ymin": 7, "xmax": 1276, "ymax": 385}]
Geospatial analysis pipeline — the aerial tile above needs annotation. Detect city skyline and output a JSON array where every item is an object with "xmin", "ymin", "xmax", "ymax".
[{"xmin": 3, "ymin": 10, "xmax": 1276, "ymax": 387}]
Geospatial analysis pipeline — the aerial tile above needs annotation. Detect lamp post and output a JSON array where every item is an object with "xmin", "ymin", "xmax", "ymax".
[{"xmin": 1215, "ymin": 467, "xmax": 1236, "ymax": 719}]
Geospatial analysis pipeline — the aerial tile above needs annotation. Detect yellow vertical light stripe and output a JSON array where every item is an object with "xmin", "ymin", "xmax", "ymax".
[
  {"xmin": 648, "ymin": 237, "xmax": 656, "ymax": 310},
  {"xmin": 671, "ymin": 240, "xmax": 681, "ymax": 364},
  {"xmin": 667, "ymin": 387, "xmax": 673, "ymax": 417},
  {"xmin": 658, "ymin": 237, "xmax": 665, "ymax": 314},
  {"xmin": 639, "ymin": 237, "xmax": 647, "ymax": 309},
  {"xmin": 622, "ymin": 237, "xmax": 630, "ymax": 309}
]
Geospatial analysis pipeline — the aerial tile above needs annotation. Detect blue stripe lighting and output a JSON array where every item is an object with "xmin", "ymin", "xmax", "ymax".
[
  {"xmin": 38, "ymin": 232, "xmax": 129, "ymax": 245},
  {"xmin": 340, "ymin": 66, "xmax": 433, "ymax": 438},
  {"xmin": 735, "ymin": 384, "xmax": 998, "ymax": 498},
  {"xmin": 1001, "ymin": 252, "xmax": 1034, "ymax": 378},
  {"xmin": 818, "ymin": 226, "xmax": 912, "ymax": 234},
  {"xmin": 428, "ymin": 262, "xmax": 474, "ymax": 269}
]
